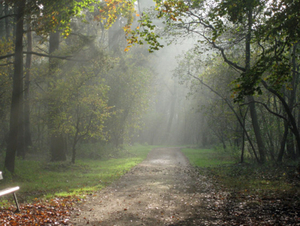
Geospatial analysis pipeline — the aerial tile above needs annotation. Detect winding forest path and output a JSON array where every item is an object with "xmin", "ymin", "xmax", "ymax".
[{"xmin": 70, "ymin": 147, "xmax": 223, "ymax": 225}]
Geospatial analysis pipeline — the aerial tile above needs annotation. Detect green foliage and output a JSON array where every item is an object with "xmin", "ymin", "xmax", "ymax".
[
  {"xmin": 31, "ymin": 0, "xmax": 97, "ymax": 37},
  {"xmin": 31, "ymin": 45, "xmax": 114, "ymax": 156},
  {"xmin": 136, "ymin": 0, "xmax": 300, "ymax": 100},
  {"xmin": 126, "ymin": 13, "xmax": 164, "ymax": 52}
]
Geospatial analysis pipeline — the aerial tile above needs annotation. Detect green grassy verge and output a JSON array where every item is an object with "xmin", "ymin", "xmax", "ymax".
[
  {"xmin": 181, "ymin": 147, "xmax": 299, "ymax": 196},
  {"xmin": 0, "ymin": 144, "xmax": 157, "ymax": 204},
  {"xmin": 181, "ymin": 148, "xmax": 235, "ymax": 167}
]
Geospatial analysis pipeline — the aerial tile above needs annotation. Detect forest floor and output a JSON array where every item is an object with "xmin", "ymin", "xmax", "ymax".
[
  {"xmin": 70, "ymin": 147, "xmax": 222, "ymax": 225},
  {"xmin": 70, "ymin": 147, "xmax": 300, "ymax": 226},
  {"xmin": 2, "ymin": 147, "xmax": 299, "ymax": 225}
]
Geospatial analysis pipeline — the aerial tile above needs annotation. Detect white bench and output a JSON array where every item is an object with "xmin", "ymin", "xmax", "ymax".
[{"xmin": 0, "ymin": 171, "xmax": 20, "ymax": 212}]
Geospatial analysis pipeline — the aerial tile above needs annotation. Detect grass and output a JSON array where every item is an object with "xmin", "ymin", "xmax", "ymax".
[
  {"xmin": 208, "ymin": 163, "xmax": 297, "ymax": 195},
  {"xmin": 0, "ymin": 144, "xmax": 158, "ymax": 204},
  {"xmin": 181, "ymin": 147, "xmax": 299, "ymax": 197},
  {"xmin": 181, "ymin": 148, "xmax": 235, "ymax": 167}
]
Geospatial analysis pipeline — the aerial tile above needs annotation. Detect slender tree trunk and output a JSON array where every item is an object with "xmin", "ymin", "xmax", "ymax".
[
  {"xmin": 24, "ymin": 23, "xmax": 33, "ymax": 153},
  {"xmin": 4, "ymin": 3, "xmax": 10, "ymax": 40},
  {"xmin": 48, "ymin": 31, "xmax": 67, "ymax": 161},
  {"xmin": 277, "ymin": 121, "xmax": 289, "ymax": 162},
  {"xmin": 260, "ymin": 105, "xmax": 275, "ymax": 160},
  {"xmin": 286, "ymin": 130, "xmax": 296, "ymax": 159},
  {"xmin": 247, "ymin": 97, "xmax": 266, "ymax": 163},
  {"xmin": 245, "ymin": 5, "xmax": 266, "ymax": 163},
  {"xmin": 239, "ymin": 106, "xmax": 248, "ymax": 163},
  {"xmin": 262, "ymin": 80, "xmax": 300, "ymax": 160},
  {"xmin": 165, "ymin": 82, "xmax": 176, "ymax": 142},
  {"xmin": 297, "ymin": 107, "xmax": 300, "ymax": 157},
  {"xmin": 290, "ymin": 43, "xmax": 299, "ymax": 157},
  {"xmin": 191, "ymin": 74, "xmax": 260, "ymax": 162},
  {"xmin": 4, "ymin": 3, "xmax": 13, "ymax": 79},
  {"xmin": 5, "ymin": 1, "xmax": 25, "ymax": 173},
  {"xmin": 241, "ymin": 128, "xmax": 245, "ymax": 163},
  {"xmin": 71, "ymin": 118, "xmax": 80, "ymax": 164},
  {"xmin": 0, "ymin": 4, "xmax": 4, "ymax": 38},
  {"xmin": 16, "ymin": 64, "xmax": 25, "ymax": 159}
]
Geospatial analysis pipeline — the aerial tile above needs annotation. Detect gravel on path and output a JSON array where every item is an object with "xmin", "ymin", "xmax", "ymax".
[{"xmin": 70, "ymin": 147, "xmax": 224, "ymax": 226}]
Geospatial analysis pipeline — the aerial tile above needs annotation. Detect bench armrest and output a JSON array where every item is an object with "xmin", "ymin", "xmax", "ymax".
[{"xmin": 0, "ymin": 186, "xmax": 20, "ymax": 196}]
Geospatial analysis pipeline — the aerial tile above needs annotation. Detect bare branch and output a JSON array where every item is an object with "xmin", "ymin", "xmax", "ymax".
[
  {"xmin": 0, "ymin": 53, "xmax": 14, "ymax": 60},
  {"xmin": 24, "ymin": 51, "xmax": 73, "ymax": 60},
  {"xmin": 0, "ymin": 52, "xmax": 88, "ymax": 62},
  {"xmin": 0, "ymin": 62, "xmax": 13, "ymax": 67},
  {"xmin": 241, "ymin": 100, "xmax": 287, "ymax": 121},
  {"xmin": 0, "ymin": 14, "xmax": 17, "ymax": 20}
]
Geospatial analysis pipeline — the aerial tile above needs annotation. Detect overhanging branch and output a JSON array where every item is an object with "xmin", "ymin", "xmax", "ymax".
[
  {"xmin": 0, "ymin": 52, "xmax": 88, "ymax": 62},
  {"xmin": 241, "ymin": 100, "xmax": 287, "ymax": 121},
  {"xmin": 0, "ymin": 14, "xmax": 17, "ymax": 20},
  {"xmin": 24, "ymin": 51, "xmax": 73, "ymax": 60}
]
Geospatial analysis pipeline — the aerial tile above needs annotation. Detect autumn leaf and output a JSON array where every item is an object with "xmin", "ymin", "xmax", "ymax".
[{"xmin": 0, "ymin": 196, "xmax": 80, "ymax": 225}]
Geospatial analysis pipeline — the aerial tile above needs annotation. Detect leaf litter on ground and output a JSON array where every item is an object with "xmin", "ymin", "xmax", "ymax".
[{"xmin": 0, "ymin": 196, "xmax": 82, "ymax": 225}]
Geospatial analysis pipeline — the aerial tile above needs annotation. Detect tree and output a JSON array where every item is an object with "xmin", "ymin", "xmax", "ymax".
[
  {"xmin": 2, "ymin": 0, "xmax": 99, "ymax": 171},
  {"xmin": 4, "ymin": 0, "xmax": 26, "ymax": 173},
  {"xmin": 105, "ymin": 49, "xmax": 154, "ymax": 147},
  {"xmin": 175, "ymin": 52, "xmax": 260, "ymax": 162},
  {"xmin": 132, "ymin": 0, "xmax": 300, "ymax": 162}
]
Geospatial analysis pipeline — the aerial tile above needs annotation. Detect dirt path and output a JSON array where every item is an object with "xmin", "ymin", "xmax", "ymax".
[{"xmin": 70, "ymin": 147, "xmax": 224, "ymax": 225}]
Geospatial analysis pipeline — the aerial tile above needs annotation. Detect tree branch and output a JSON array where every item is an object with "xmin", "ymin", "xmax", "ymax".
[
  {"xmin": 0, "ymin": 14, "xmax": 17, "ymax": 20},
  {"xmin": 0, "ymin": 53, "xmax": 14, "ymax": 60},
  {"xmin": 0, "ymin": 62, "xmax": 13, "ymax": 67},
  {"xmin": 24, "ymin": 51, "xmax": 73, "ymax": 60},
  {"xmin": 187, "ymin": 71, "xmax": 260, "ymax": 162},
  {"xmin": 241, "ymin": 100, "xmax": 287, "ymax": 121},
  {"xmin": 0, "ymin": 52, "xmax": 88, "ymax": 62}
]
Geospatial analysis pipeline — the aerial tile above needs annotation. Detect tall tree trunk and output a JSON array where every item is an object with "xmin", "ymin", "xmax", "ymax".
[
  {"xmin": 5, "ymin": 1, "xmax": 25, "ymax": 173},
  {"xmin": 4, "ymin": 3, "xmax": 10, "ymax": 40},
  {"xmin": 261, "ymin": 80, "xmax": 300, "ymax": 160},
  {"xmin": 290, "ymin": 43, "xmax": 299, "ymax": 157},
  {"xmin": 240, "ymin": 127, "xmax": 245, "ymax": 163},
  {"xmin": 0, "ymin": 4, "xmax": 4, "ymax": 38},
  {"xmin": 259, "ymin": 105, "xmax": 275, "ymax": 160},
  {"xmin": 71, "ymin": 117, "xmax": 80, "ymax": 164},
  {"xmin": 165, "ymin": 82, "xmax": 176, "ymax": 143},
  {"xmin": 286, "ymin": 130, "xmax": 296, "ymax": 159},
  {"xmin": 245, "ymin": 5, "xmax": 265, "ymax": 163},
  {"xmin": 24, "ymin": 23, "xmax": 33, "ymax": 153},
  {"xmin": 239, "ymin": 106, "xmax": 248, "ymax": 163},
  {"xmin": 48, "ymin": 31, "xmax": 67, "ymax": 161},
  {"xmin": 16, "ymin": 62, "xmax": 25, "ymax": 159},
  {"xmin": 297, "ymin": 107, "xmax": 300, "ymax": 157},
  {"xmin": 277, "ymin": 121, "xmax": 289, "ymax": 162}
]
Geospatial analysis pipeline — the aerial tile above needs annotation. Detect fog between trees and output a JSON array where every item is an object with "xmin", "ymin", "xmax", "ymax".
[{"xmin": 1, "ymin": 0, "xmax": 300, "ymax": 173}]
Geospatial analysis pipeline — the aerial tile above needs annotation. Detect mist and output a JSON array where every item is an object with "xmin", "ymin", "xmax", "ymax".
[{"xmin": 1, "ymin": 1, "xmax": 299, "ymax": 225}]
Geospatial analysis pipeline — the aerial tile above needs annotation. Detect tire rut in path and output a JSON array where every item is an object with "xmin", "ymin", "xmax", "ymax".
[{"xmin": 70, "ymin": 147, "xmax": 223, "ymax": 225}]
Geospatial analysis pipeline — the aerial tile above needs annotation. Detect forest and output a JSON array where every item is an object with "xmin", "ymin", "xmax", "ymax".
[
  {"xmin": 0, "ymin": 0, "xmax": 300, "ymax": 224},
  {"xmin": 0, "ymin": 0, "xmax": 158, "ymax": 173},
  {"xmin": 1, "ymin": 0, "xmax": 300, "ymax": 172}
]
